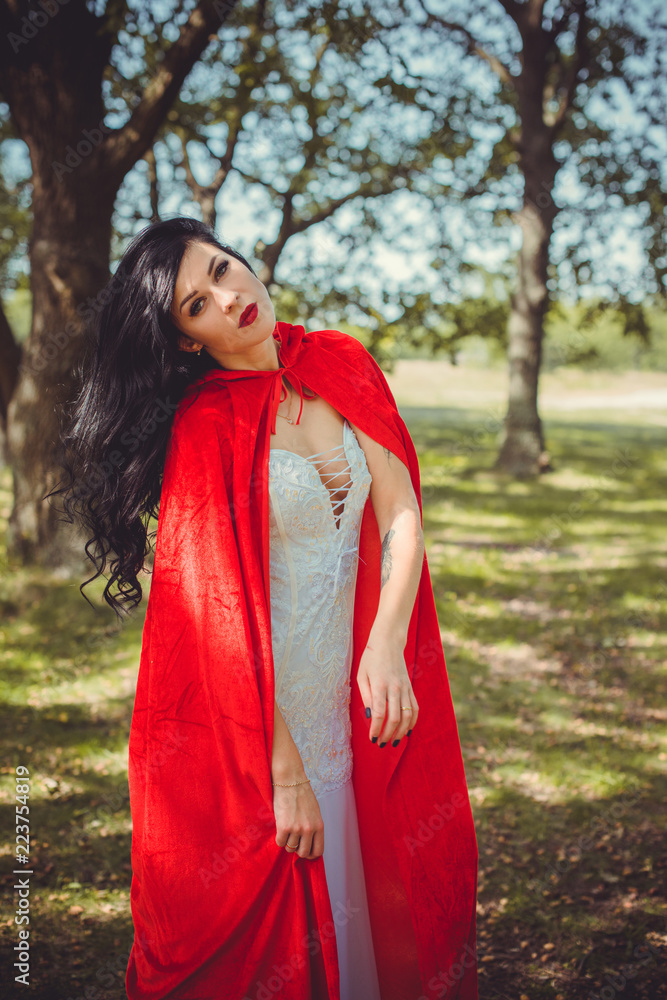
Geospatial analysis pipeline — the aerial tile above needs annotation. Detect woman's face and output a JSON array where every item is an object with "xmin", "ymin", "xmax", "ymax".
[{"xmin": 169, "ymin": 241, "xmax": 275, "ymax": 361}]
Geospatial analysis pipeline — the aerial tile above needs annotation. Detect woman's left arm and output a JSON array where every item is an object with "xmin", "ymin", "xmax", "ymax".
[{"xmin": 350, "ymin": 422, "xmax": 425, "ymax": 748}]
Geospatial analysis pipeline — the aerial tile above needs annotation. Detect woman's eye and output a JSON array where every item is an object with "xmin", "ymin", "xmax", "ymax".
[{"xmin": 189, "ymin": 260, "xmax": 229, "ymax": 316}]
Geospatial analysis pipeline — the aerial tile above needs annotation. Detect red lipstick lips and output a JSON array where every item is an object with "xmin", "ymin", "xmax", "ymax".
[{"xmin": 239, "ymin": 303, "xmax": 258, "ymax": 327}]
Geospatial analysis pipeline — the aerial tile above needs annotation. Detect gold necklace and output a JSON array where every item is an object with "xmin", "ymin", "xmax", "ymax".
[{"xmin": 276, "ymin": 382, "xmax": 294, "ymax": 424}]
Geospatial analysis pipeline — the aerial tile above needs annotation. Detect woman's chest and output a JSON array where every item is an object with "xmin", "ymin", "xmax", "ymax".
[
  {"xmin": 268, "ymin": 418, "xmax": 372, "ymax": 537},
  {"xmin": 270, "ymin": 393, "xmax": 361, "ymax": 503}
]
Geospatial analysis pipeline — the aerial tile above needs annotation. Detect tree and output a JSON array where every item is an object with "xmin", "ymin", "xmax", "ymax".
[
  {"xmin": 363, "ymin": 0, "xmax": 667, "ymax": 474},
  {"xmin": 0, "ymin": 0, "xmax": 240, "ymax": 564}
]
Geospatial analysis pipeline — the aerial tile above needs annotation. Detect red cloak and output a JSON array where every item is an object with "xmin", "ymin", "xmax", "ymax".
[{"xmin": 126, "ymin": 321, "xmax": 479, "ymax": 1000}]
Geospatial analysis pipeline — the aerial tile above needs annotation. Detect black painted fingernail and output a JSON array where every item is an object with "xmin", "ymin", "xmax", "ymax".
[
  {"xmin": 371, "ymin": 736, "xmax": 378, "ymax": 744},
  {"xmin": 379, "ymin": 742, "xmax": 387, "ymax": 748},
  {"xmin": 365, "ymin": 707, "xmax": 371, "ymax": 718},
  {"xmin": 407, "ymin": 729, "xmax": 412, "ymax": 737},
  {"xmin": 392, "ymin": 739, "xmax": 400, "ymax": 747}
]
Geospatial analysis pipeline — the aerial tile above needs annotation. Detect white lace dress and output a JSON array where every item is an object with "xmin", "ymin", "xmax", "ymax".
[{"xmin": 268, "ymin": 418, "xmax": 382, "ymax": 1000}]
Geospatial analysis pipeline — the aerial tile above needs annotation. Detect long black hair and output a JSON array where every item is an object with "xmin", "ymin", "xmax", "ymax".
[{"xmin": 51, "ymin": 216, "xmax": 258, "ymax": 617}]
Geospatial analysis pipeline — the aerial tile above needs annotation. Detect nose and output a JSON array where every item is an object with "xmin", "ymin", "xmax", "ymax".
[{"xmin": 214, "ymin": 286, "xmax": 238, "ymax": 311}]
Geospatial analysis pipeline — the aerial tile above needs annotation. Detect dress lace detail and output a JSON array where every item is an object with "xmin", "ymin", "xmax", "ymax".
[{"xmin": 268, "ymin": 420, "xmax": 372, "ymax": 796}]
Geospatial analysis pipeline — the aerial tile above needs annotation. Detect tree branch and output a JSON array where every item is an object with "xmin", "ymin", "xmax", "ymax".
[
  {"xmin": 416, "ymin": 1, "xmax": 514, "ymax": 86},
  {"xmin": 249, "ymin": 166, "xmax": 422, "ymax": 286},
  {"xmin": 144, "ymin": 146, "xmax": 160, "ymax": 221},
  {"xmin": 547, "ymin": 1, "xmax": 588, "ymax": 132},
  {"xmin": 170, "ymin": 0, "xmax": 265, "ymax": 224},
  {"xmin": 102, "ymin": 0, "xmax": 239, "ymax": 185},
  {"xmin": 290, "ymin": 176, "xmax": 413, "ymax": 234}
]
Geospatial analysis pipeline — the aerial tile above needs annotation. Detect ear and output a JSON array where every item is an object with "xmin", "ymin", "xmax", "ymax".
[{"xmin": 177, "ymin": 333, "xmax": 203, "ymax": 353}]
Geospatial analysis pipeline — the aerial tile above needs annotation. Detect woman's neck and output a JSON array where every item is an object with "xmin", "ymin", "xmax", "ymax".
[{"xmin": 210, "ymin": 333, "xmax": 281, "ymax": 372}]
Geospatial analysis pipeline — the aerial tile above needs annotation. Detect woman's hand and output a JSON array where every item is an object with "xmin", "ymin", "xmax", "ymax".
[
  {"xmin": 357, "ymin": 631, "xmax": 419, "ymax": 747},
  {"xmin": 345, "ymin": 423, "xmax": 424, "ymax": 748},
  {"xmin": 273, "ymin": 779, "xmax": 324, "ymax": 860},
  {"xmin": 271, "ymin": 699, "xmax": 324, "ymax": 858}
]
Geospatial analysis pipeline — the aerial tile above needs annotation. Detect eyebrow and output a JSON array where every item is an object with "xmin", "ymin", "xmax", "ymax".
[{"xmin": 179, "ymin": 253, "xmax": 220, "ymax": 313}]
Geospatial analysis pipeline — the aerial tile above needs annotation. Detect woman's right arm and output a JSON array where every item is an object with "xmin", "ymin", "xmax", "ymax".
[{"xmin": 272, "ymin": 700, "xmax": 324, "ymax": 860}]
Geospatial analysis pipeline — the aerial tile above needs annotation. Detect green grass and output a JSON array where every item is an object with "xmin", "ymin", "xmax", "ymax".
[
  {"xmin": 402, "ymin": 397, "xmax": 667, "ymax": 1000},
  {"xmin": 1, "ymin": 371, "xmax": 666, "ymax": 999},
  {"xmin": 0, "ymin": 510, "xmax": 145, "ymax": 999}
]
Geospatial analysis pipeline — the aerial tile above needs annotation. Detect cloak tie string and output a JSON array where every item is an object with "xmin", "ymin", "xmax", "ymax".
[{"xmin": 270, "ymin": 366, "xmax": 308, "ymax": 434}]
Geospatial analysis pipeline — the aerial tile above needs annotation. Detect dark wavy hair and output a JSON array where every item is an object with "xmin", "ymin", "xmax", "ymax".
[{"xmin": 50, "ymin": 216, "xmax": 258, "ymax": 617}]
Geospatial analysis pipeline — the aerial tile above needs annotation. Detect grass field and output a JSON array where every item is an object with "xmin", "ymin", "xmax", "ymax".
[{"xmin": 1, "ymin": 365, "xmax": 666, "ymax": 1000}]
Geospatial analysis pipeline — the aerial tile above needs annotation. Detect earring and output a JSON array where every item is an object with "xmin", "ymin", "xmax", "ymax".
[{"xmin": 196, "ymin": 348, "xmax": 202, "ymax": 356}]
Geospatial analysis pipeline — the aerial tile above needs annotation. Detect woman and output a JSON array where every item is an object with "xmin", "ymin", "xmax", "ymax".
[{"xmin": 56, "ymin": 217, "xmax": 479, "ymax": 1000}]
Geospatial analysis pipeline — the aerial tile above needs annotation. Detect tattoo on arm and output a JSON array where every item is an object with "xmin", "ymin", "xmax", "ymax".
[
  {"xmin": 380, "ymin": 528, "xmax": 395, "ymax": 588},
  {"xmin": 383, "ymin": 446, "xmax": 392, "ymax": 463}
]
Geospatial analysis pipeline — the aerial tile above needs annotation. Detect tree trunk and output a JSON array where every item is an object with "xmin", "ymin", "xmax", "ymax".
[
  {"xmin": 495, "ymin": 193, "xmax": 555, "ymax": 476},
  {"xmin": 6, "ymin": 181, "xmax": 116, "ymax": 567},
  {"xmin": 495, "ymin": 13, "xmax": 559, "ymax": 477}
]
